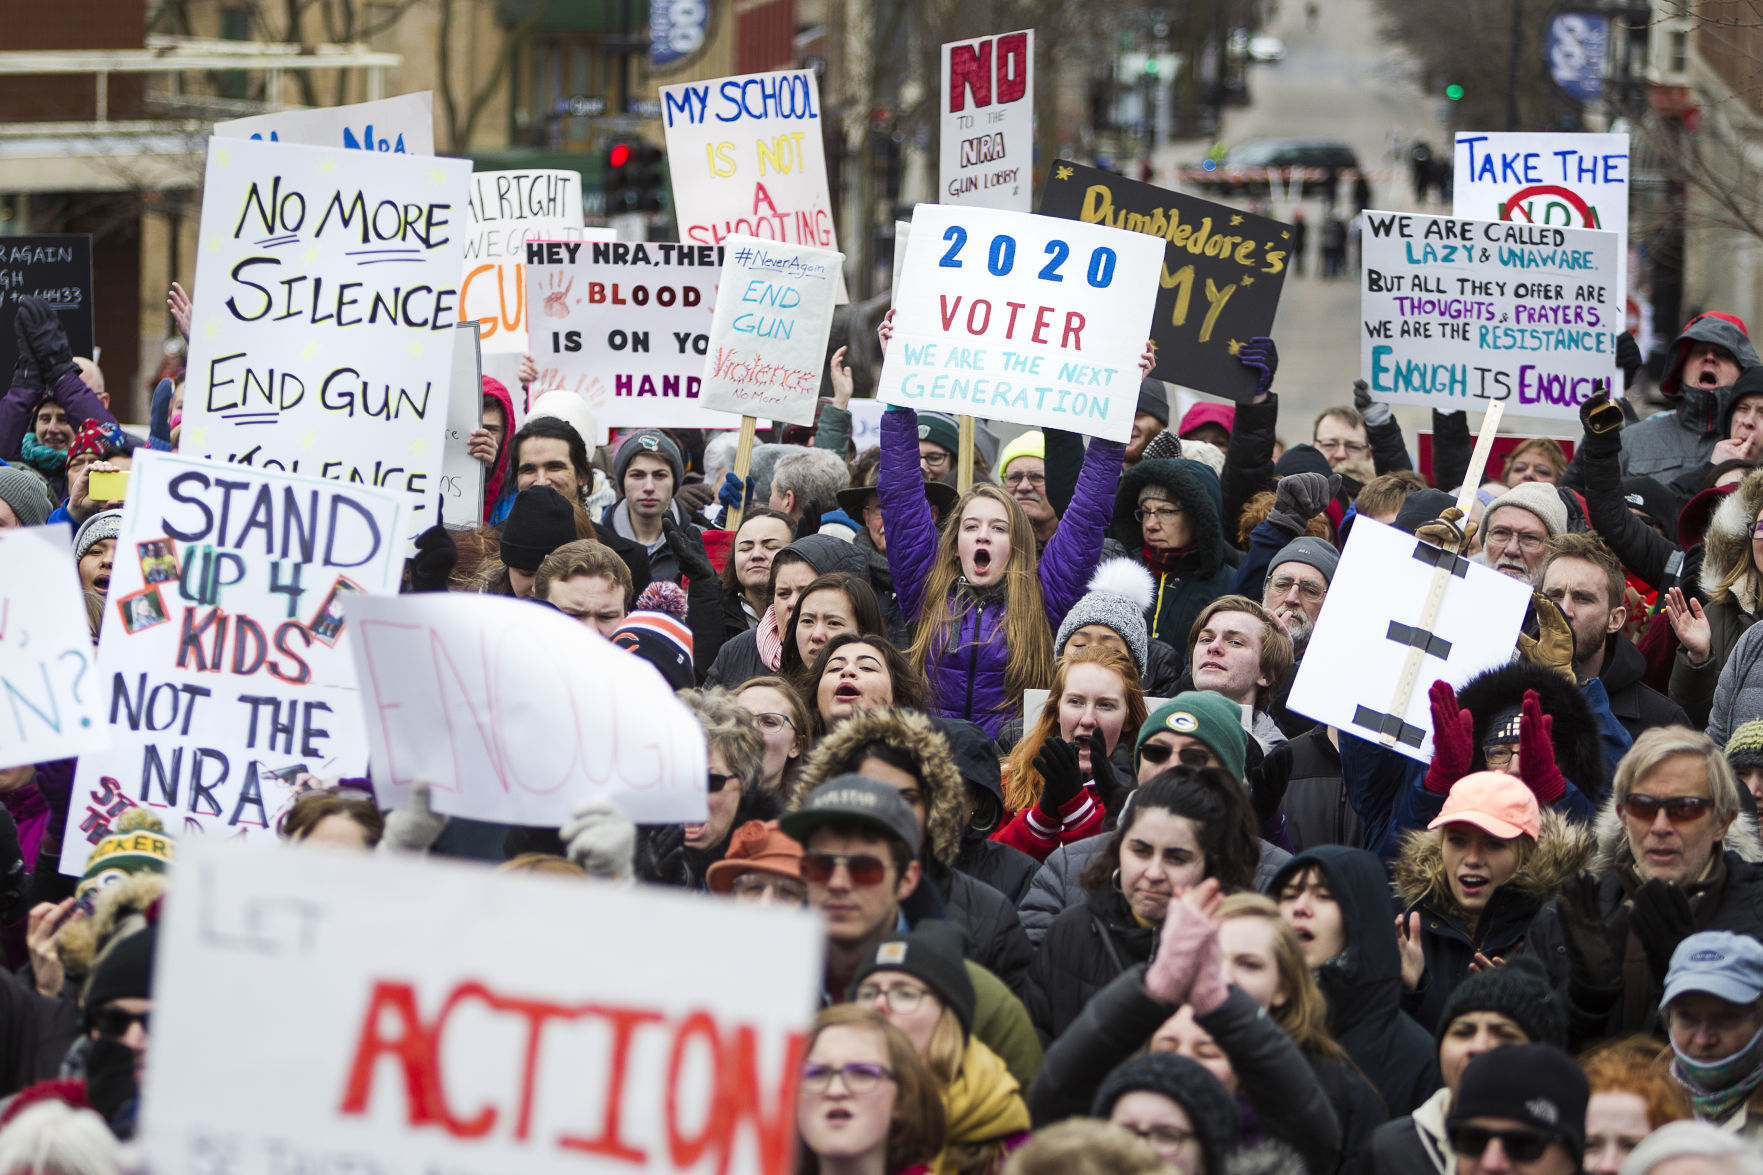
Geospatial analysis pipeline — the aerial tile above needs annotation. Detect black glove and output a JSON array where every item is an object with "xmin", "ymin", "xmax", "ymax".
[
  {"xmin": 1268, "ymin": 470, "xmax": 1340, "ymax": 535},
  {"xmin": 796, "ymin": 497, "xmax": 824, "ymax": 539},
  {"xmin": 84, "ymin": 1037, "xmax": 140, "ymax": 1138},
  {"xmin": 407, "ymin": 503, "xmax": 458, "ymax": 593},
  {"xmin": 662, "ymin": 516, "xmax": 716, "ymax": 583},
  {"xmin": 1579, "ymin": 385, "xmax": 1624, "ymax": 436},
  {"xmin": 1352, "ymin": 378, "xmax": 1392, "ymax": 427},
  {"xmin": 1629, "ymin": 878, "xmax": 1698, "ymax": 984},
  {"xmin": 1088, "ymin": 728, "xmax": 1129, "ymax": 820},
  {"xmin": 640, "ymin": 823, "xmax": 690, "ymax": 887},
  {"xmin": 1615, "ymin": 331, "xmax": 1644, "ymax": 390},
  {"xmin": 1237, "ymin": 336, "xmax": 1279, "ymax": 398},
  {"xmin": 10, "ymin": 311, "xmax": 43, "ymax": 391},
  {"xmin": 15, "ymin": 295, "xmax": 76, "ymax": 385},
  {"xmin": 1556, "ymin": 872, "xmax": 1624, "ymax": 986},
  {"xmin": 1033, "ymin": 738, "xmax": 1084, "ymax": 821}
]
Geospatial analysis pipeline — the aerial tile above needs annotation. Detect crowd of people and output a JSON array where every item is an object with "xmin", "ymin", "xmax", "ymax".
[{"xmin": 4, "ymin": 282, "xmax": 1763, "ymax": 1175}]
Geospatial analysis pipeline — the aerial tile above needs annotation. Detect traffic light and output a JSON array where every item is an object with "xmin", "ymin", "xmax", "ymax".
[
  {"xmin": 605, "ymin": 139, "xmax": 636, "ymax": 213},
  {"xmin": 629, "ymin": 140, "xmax": 666, "ymax": 213},
  {"xmin": 1445, "ymin": 83, "xmax": 1465, "ymax": 101}
]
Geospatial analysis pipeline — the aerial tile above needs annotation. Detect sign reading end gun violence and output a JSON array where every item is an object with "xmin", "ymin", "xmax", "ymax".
[
  {"xmin": 699, "ymin": 237, "xmax": 843, "ymax": 427},
  {"xmin": 146, "ymin": 838, "xmax": 823, "ymax": 1175},
  {"xmin": 1359, "ymin": 210, "xmax": 1621, "ymax": 421},
  {"xmin": 1040, "ymin": 160, "xmax": 1292, "ymax": 401}
]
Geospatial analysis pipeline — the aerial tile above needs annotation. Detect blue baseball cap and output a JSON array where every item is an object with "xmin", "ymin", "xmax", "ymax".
[{"xmin": 1662, "ymin": 931, "xmax": 1763, "ymax": 1008}]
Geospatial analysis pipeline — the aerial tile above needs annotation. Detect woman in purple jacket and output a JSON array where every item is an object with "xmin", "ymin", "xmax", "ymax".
[{"xmin": 1, "ymin": 296, "xmax": 117, "ymax": 502}]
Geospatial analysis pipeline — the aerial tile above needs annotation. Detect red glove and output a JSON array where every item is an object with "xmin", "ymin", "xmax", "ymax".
[
  {"xmin": 1424, "ymin": 680, "xmax": 1475, "ymax": 795},
  {"xmin": 1518, "ymin": 689, "xmax": 1567, "ymax": 804}
]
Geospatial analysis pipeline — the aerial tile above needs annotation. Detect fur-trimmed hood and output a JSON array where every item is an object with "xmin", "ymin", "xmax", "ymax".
[
  {"xmin": 1110, "ymin": 457, "xmax": 1227, "ymax": 576},
  {"xmin": 1454, "ymin": 660, "xmax": 1606, "ymax": 792},
  {"xmin": 56, "ymin": 872, "xmax": 165, "ymax": 987},
  {"xmin": 1393, "ymin": 807, "xmax": 1595, "ymax": 916},
  {"xmin": 788, "ymin": 707, "xmax": 965, "ymax": 866},
  {"xmin": 1698, "ymin": 467, "xmax": 1763, "ymax": 614},
  {"xmin": 1589, "ymin": 791, "xmax": 1763, "ymax": 872}
]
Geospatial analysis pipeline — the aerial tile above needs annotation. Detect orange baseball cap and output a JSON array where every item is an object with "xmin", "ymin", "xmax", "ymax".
[
  {"xmin": 706, "ymin": 820, "xmax": 804, "ymax": 893},
  {"xmin": 1427, "ymin": 771, "xmax": 1541, "ymax": 840}
]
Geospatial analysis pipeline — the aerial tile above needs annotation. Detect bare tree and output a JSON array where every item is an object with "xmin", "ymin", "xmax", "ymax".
[{"xmin": 436, "ymin": 0, "xmax": 552, "ymax": 154}]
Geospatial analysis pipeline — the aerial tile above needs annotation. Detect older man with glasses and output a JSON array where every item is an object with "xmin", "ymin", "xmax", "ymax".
[{"xmin": 999, "ymin": 430, "xmax": 1058, "ymax": 548}]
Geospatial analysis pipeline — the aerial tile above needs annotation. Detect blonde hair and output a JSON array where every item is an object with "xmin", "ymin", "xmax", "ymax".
[
  {"xmin": 736, "ymin": 675, "xmax": 812, "ymax": 788},
  {"xmin": 1504, "ymin": 437, "xmax": 1568, "ymax": 482},
  {"xmin": 1614, "ymin": 726, "xmax": 1744, "ymax": 826},
  {"xmin": 1001, "ymin": 1121, "xmax": 1162, "ymax": 1175},
  {"xmin": 535, "ymin": 538, "xmax": 632, "ymax": 606},
  {"xmin": 678, "ymin": 687, "xmax": 765, "ymax": 790},
  {"xmin": 1218, "ymin": 892, "xmax": 1348, "ymax": 1062},
  {"xmin": 907, "ymin": 484, "xmax": 1055, "ymax": 723},
  {"xmin": 1002, "ymin": 645, "xmax": 1147, "ymax": 813}
]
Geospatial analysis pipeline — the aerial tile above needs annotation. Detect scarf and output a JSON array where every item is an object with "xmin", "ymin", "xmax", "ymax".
[
  {"xmin": 756, "ymin": 606, "xmax": 783, "ymax": 672},
  {"xmin": 19, "ymin": 431, "xmax": 67, "ymax": 471},
  {"xmin": 1140, "ymin": 543, "xmax": 1193, "ymax": 574},
  {"xmin": 1671, "ymin": 1024, "xmax": 1763, "ymax": 1123}
]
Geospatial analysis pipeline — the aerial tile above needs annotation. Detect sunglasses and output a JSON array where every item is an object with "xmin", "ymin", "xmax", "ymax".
[
  {"xmin": 1139, "ymin": 743, "xmax": 1215, "ymax": 769},
  {"xmin": 708, "ymin": 772, "xmax": 735, "ymax": 793},
  {"xmin": 801, "ymin": 851, "xmax": 890, "ymax": 886},
  {"xmin": 1448, "ymin": 1125, "xmax": 1556, "ymax": 1162},
  {"xmin": 90, "ymin": 1007, "xmax": 150, "ymax": 1039},
  {"xmin": 1622, "ymin": 794, "xmax": 1715, "ymax": 823}
]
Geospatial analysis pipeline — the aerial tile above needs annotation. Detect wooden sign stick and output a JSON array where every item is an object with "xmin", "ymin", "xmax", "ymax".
[
  {"xmin": 957, "ymin": 415, "xmax": 976, "ymax": 493},
  {"xmin": 726, "ymin": 415, "xmax": 758, "ymax": 530}
]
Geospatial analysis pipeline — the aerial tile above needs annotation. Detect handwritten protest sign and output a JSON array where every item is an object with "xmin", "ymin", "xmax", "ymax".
[
  {"xmin": 1360, "ymin": 210, "xmax": 1622, "ymax": 419},
  {"xmin": 699, "ymin": 237, "xmax": 842, "ymax": 427},
  {"xmin": 526, "ymin": 238, "xmax": 735, "ymax": 430},
  {"xmin": 215, "ymin": 92, "xmax": 436, "ymax": 154},
  {"xmin": 440, "ymin": 322, "xmax": 484, "ymax": 527},
  {"xmin": 0, "ymin": 235, "xmax": 94, "ymax": 391},
  {"xmin": 0, "ymin": 527, "xmax": 106, "ymax": 770},
  {"xmin": 876, "ymin": 203, "xmax": 1162, "ymax": 443},
  {"xmin": 460, "ymin": 169, "xmax": 608, "ymax": 356},
  {"xmin": 146, "ymin": 837, "xmax": 821, "ymax": 1175},
  {"xmin": 940, "ymin": 30, "xmax": 1033, "ymax": 211},
  {"xmin": 1288, "ymin": 516, "xmax": 1530, "ymax": 763},
  {"xmin": 58, "ymin": 451, "xmax": 405, "ymax": 874},
  {"xmin": 179, "ymin": 136, "xmax": 471, "ymax": 538},
  {"xmin": 1041, "ymin": 160, "xmax": 1292, "ymax": 401}
]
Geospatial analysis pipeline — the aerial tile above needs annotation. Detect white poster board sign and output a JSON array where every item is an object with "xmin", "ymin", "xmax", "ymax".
[
  {"xmin": 441, "ymin": 322, "xmax": 485, "ymax": 527},
  {"xmin": 460, "ymin": 169, "xmax": 608, "ymax": 356},
  {"xmin": 939, "ymin": 30, "xmax": 1033, "ymax": 211},
  {"xmin": 890, "ymin": 220, "xmax": 911, "ymax": 302},
  {"xmin": 526, "ymin": 239, "xmax": 735, "ymax": 431},
  {"xmin": 145, "ymin": 837, "xmax": 822, "ymax": 1175},
  {"xmin": 698, "ymin": 236, "xmax": 843, "ymax": 427},
  {"xmin": 60, "ymin": 451, "xmax": 405, "ymax": 874},
  {"xmin": 1287, "ymin": 516, "xmax": 1531, "ymax": 764},
  {"xmin": 179, "ymin": 137, "xmax": 472, "ymax": 539},
  {"xmin": 215, "ymin": 92, "xmax": 436, "ymax": 155},
  {"xmin": 1359, "ymin": 210, "xmax": 1622, "ymax": 421},
  {"xmin": 347, "ymin": 592, "xmax": 709, "ymax": 825},
  {"xmin": 0, "ymin": 527, "xmax": 106, "ymax": 769},
  {"xmin": 876, "ymin": 203, "xmax": 1162, "ymax": 443}
]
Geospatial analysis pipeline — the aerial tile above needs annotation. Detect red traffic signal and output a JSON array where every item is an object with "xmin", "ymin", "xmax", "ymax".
[{"xmin": 608, "ymin": 142, "xmax": 631, "ymax": 168}]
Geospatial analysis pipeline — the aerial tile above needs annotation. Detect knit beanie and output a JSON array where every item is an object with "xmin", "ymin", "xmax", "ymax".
[
  {"xmin": 915, "ymin": 412, "xmax": 961, "ymax": 456},
  {"xmin": 850, "ymin": 920, "xmax": 977, "ymax": 1037},
  {"xmin": 1435, "ymin": 955, "xmax": 1565, "ymax": 1051},
  {"xmin": 1275, "ymin": 443, "xmax": 1333, "ymax": 478},
  {"xmin": 67, "ymin": 419, "xmax": 127, "ymax": 463},
  {"xmin": 1091, "ymin": 1053, "xmax": 1237, "ymax": 1175},
  {"xmin": 610, "ymin": 610, "xmax": 694, "ymax": 691},
  {"xmin": 0, "ymin": 464, "xmax": 54, "ymax": 527},
  {"xmin": 1485, "ymin": 481, "xmax": 1569, "ymax": 538},
  {"xmin": 1054, "ymin": 559, "xmax": 1156, "ymax": 677},
  {"xmin": 1177, "ymin": 401, "xmax": 1235, "ymax": 440},
  {"xmin": 1269, "ymin": 535, "xmax": 1340, "ymax": 586},
  {"xmin": 1136, "ymin": 378, "xmax": 1170, "ymax": 426},
  {"xmin": 998, "ymin": 430, "xmax": 1045, "ymax": 477},
  {"xmin": 73, "ymin": 510, "xmax": 122, "ymax": 561},
  {"xmin": 612, "ymin": 429, "xmax": 685, "ymax": 488},
  {"xmin": 1138, "ymin": 691, "xmax": 1247, "ymax": 782},
  {"xmin": 499, "ymin": 486, "xmax": 577, "ymax": 573},
  {"xmin": 76, "ymin": 809, "xmax": 173, "ymax": 903},
  {"xmin": 81, "ymin": 922, "xmax": 156, "ymax": 1015},
  {"xmin": 1727, "ymin": 720, "xmax": 1763, "ymax": 773}
]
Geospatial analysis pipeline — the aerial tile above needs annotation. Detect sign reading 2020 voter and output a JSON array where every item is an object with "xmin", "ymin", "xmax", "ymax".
[
  {"xmin": 876, "ymin": 203, "xmax": 1163, "ymax": 443},
  {"xmin": 59, "ymin": 451, "xmax": 406, "ymax": 876},
  {"xmin": 180, "ymin": 136, "xmax": 472, "ymax": 539},
  {"xmin": 940, "ymin": 30, "xmax": 1033, "ymax": 211}
]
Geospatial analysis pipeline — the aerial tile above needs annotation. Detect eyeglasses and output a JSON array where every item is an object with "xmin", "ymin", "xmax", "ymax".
[
  {"xmin": 1004, "ymin": 471, "xmax": 1047, "ymax": 488},
  {"xmin": 1448, "ymin": 1125, "xmax": 1556, "ymax": 1162},
  {"xmin": 1314, "ymin": 438, "xmax": 1370, "ymax": 457},
  {"xmin": 1138, "ymin": 744, "xmax": 1217, "ymax": 769},
  {"xmin": 1266, "ymin": 575, "xmax": 1327, "ymax": 603},
  {"xmin": 800, "ymin": 1062, "xmax": 895, "ymax": 1094},
  {"xmin": 730, "ymin": 873, "xmax": 808, "ymax": 903},
  {"xmin": 708, "ymin": 772, "xmax": 736, "ymax": 793},
  {"xmin": 750, "ymin": 712, "xmax": 797, "ymax": 734},
  {"xmin": 1486, "ymin": 527, "xmax": 1547, "ymax": 554},
  {"xmin": 1482, "ymin": 745, "xmax": 1517, "ymax": 769},
  {"xmin": 801, "ymin": 851, "xmax": 891, "ymax": 886},
  {"xmin": 1119, "ymin": 1125, "xmax": 1198, "ymax": 1150},
  {"xmin": 920, "ymin": 450, "xmax": 951, "ymax": 470},
  {"xmin": 1135, "ymin": 505, "xmax": 1184, "ymax": 524},
  {"xmin": 1623, "ymin": 793, "xmax": 1715, "ymax": 823},
  {"xmin": 90, "ymin": 1007, "xmax": 150, "ymax": 1039},
  {"xmin": 854, "ymin": 981, "xmax": 933, "ymax": 1013}
]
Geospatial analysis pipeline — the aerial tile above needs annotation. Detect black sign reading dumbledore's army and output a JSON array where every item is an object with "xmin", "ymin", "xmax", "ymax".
[
  {"xmin": 0, "ymin": 235, "xmax": 94, "ymax": 391},
  {"xmin": 1040, "ymin": 161, "xmax": 1291, "ymax": 402}
]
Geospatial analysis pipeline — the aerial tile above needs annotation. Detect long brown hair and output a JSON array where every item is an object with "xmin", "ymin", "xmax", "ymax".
[
  {"xmin": 1002, "ymin": 645, "xmax": 1147, "ymax": 813},
  {"xmin": 797, "ymin": 1006, "xmax": 946, "ymax": 1175},
  {"xmin": 906, "ymin": 484, "xmax": 1055, "ymax": 722},
  {"xmin": 1217, "ymin": 892, "xmax": 1347, "ymax": 1062}
]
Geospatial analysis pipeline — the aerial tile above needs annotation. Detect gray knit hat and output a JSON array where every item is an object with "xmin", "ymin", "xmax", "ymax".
[
  {"xmin": 612, "ymin": 429, "xmax": 684, "ymax": 489},
  {"xmin": 1268, "ymin": 535, "xmax": 1340, "ymax": 586},
  {"xmin": 74, "ymin": 509, "xmax": 123, "ymax": 560},
  {"xmin": 1485, "ymin": 481, "xmax": 1569, "ymax": 538},
  {"xmin": 0, "ymin": 464, "xmax": 54, "ymax": 527},
  {"xmin": 1054, "ymin": 558, "xmax": 1155, "ymax": 677}
]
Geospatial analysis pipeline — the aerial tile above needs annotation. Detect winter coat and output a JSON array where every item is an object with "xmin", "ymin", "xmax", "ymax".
[
  {"xmin": 633, "ymin": 784, "xmax": 782, "ymax": 889},
  {"xmin": 931, "ymin": 1036, "xmax": 1031, "ymax": 1175},
  {"xmin": 479, "ymin": 375, "xmax": 515, "ymax": 521},
  {"xmin": 1222, "ymin": 394, "xmax": 1281, "ymax": 541},
  {"xmin": 854, "ymin": 529, "xmax": 910, "ymax": 646},
  {"xmin": 1710, "ymin": 619, "xmax": 1763, "ymax": 746},
  {"xmin": 601, "ymin": 498, "xmax": 705, "ymax": 583},
  {"xmin": 936, "ymin": 718, "xmax": 1039, "ymax": 905},
  {"xmin": 1271, "ymin": 847, "xmax": 1441, "ymax": 1117},
  {"xmin": 934, "ymin": 868, "xmax": 1033, "ymax": 996},
  {"xmin": 1672, "ymin": 471, "xmax": 1763, "ymax": 727},
  {"xmin": 1577, "ymin": 419, "xmax": 1691, "ymax": 590},
  {"xmin": 1111, "ymin": 457, "xmax": 1237, "ymax": 652},
  {"xmin": 0, "ymin": 372, "xmax": 117, "ymax": 501},
  {"xmin": 880, "ymin": 408, "xmax": 1121, "ymax": 736},
  {"xmin": 1363, "ymin": 1087, "xmax": 1453, "ymax": 1175},
  {"xmin": 1258, "ymin": 726, "xmax": 1361, "ymax": 853},
  {"xmin": 703, "ymin": 628, "xmax": 769, "ymax": 689},
  {"xmin": 991, "ymin": 780, "xmax": 1106, "ymax": 864},
  {"xmin": 1526, "ymin": 796, "xmax": 1763, "ymax": 1048},
  {"xmin": 1023, "ymin": 884, "xmax": 1153, "ymax": 1043},
  {"xmin": 966, "ymin": 961, "xmax": 1043, "ymax": 1091},
  {"xmin": 1601, "ymin": 633, "xmax": 1690, "ymax": 743},
  {"xmin": 1390, "ymin": 810, "xmax": 1594, "ymax": 1033},
  {"xmin": 0, "ymin": 966, "xmax": 75, "ymax": 1097}
]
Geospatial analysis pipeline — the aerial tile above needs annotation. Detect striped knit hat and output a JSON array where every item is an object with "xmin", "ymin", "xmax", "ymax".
[
  {"xmin": 76, "ymin": 808, "xmax": 173, "ymax": 903},
  {"xmin": 611, "ymin": 610, "xmax": 694, "ymax": 690},
  {"xmin": 1726, "ymin": 720, "xmax": 1763, "ymax": 772}
]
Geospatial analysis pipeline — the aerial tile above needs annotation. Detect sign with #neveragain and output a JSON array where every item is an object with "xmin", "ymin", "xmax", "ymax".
[
  {"xmin": 59, "ymin": 451, "xmax": 406, "ymax": 875},
  {"xmin": 180, "ymin": 137, "xmax": 471, "ymax": 539},
  {"xmin": 1359, "ymin": 210, "xmax": 1621, "ymax": 421},
  {"xmin": 876, "ymin": 202, "xmax": 1163, "ymax": 443},
  {"xmin": 939, "ymin": 30, "xmax": 1033, "ymax": 212},
  {"xmin": 0, "ymin": 527, "xmax": 107, "ymax": 771},
  {"xmin": 145, "ymin": 837, "xmax": 822, "ymax": 1175},
  {"xmin": 699, "ymin": 237, "xmax": 843, "ymax": 427}
]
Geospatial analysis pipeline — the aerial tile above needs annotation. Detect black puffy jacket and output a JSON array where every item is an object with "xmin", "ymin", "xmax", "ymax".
[{"xmin": 1023, "ymin": 884, "xmax": 1153, "ymax": 1043}]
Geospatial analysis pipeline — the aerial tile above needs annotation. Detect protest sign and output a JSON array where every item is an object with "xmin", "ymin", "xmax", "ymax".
[
  {"xmin": 146, "ymin": 837, "xmax": 821, "ymax": 1175},
  {"xmin": 699, "ymin": 237, "xmax": 843, "ymax": 427},
  {"xmin": 940, "ymin": 30, "xmax": 1033, "ymax": 212},
  {"xmin": 215, "ymin": 92, "xmax": 436, "ymax": 155},
  {"xmin": 460, "ymin": 169, "xmax": 609, "ymax": 356},
  {"xmin": 891, "ymin": 220, "xmax": 911, "ymax": 302},
  {"xmin": 1041, "ymin": 160, "xmax": 1293, "ymax": 401},
  {"xmin": 0, "ymin": 235, "xmax": 94, "ymax": 393},
  {"xmin": 526, "ymin": 238, "xmax": 736, "ymax": 431},
  {"xmin": 178, "ymin": 136, "xmax": 472, "ymax": 538},
  {"xmin": 1359, "ymin": 210, "xmax": 1622, "ymax": 420},
  {"xmin": 0, "ymin": 527, "xmax": 106, "ymax": 770},
  {"xmin": 876, "ymin": 202, "xmax": 1162, "ymax": 443},
  {"xmin": 1287, "ymin": 516, "xmax": 1531, "ymax": 764},
  {"xmin": 58, "ymin": 451, "xmax": 405, "ymax": 875},
  {"xmin": 346, "ymin": 592, "xmax": 709, "ymax": 825},
  {"xmin": 440, "ymin": 322, "xmax": 484, "ymax": 527}
]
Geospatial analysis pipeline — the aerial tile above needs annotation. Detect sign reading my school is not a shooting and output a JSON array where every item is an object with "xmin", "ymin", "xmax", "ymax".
[{"xmin": 1040, "ymin": 160, "xmax": 1293, "ymax": 402}]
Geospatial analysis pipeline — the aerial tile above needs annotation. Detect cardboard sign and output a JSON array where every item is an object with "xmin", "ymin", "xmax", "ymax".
[
  {"xmin": 1286, "ymin": 516, "xmax": 1531, "ymax": 764},
  {"xmin": 145, "ymin": 837, "xmax": 821, "ymax": 1175},
  {"xmin": 0, "ymin": 527, "xmax": 106, "ymax": 770},
  {"xmin": 876, "ymin": 202, "xmax": 1162, "ymax": 443},
  {"xmin": 441, "ymin": 322, "xmax": 485, "ymax": 527},
  {"xmin": 179, "ymin": 136, "xmax": 472, "ymax": 539},
  {"xmin": 347, "ymin": 593, "xmax": 708, "ymax": 825},
  {"xmin": 0, "ymin": 235, "xmax": 94, "ymax": 392},
  {"xmin": 939, "ymin": 30, "xmax": 1034, "ymax": 211},
  {"xmin": 1359, "ymin": 210, "xmax": 1623, "ymax": 420},
  {"xmin": 699, "ymin": 237, "xmax": 843, "ymax": 427},
  {"xmin": 214, "ymin": 92, "xmax": 436, "ymax": 155},
  {"xmin": 526, "ymin": 238, "xmax": 734, "ymax": 430},
  {"xmin": 59, "ymin": 451, "xmax": 405, "ymax": 875},
  {"xmin": 460, "ymin": 169, "xmax": 608, "ymax": 355},
  {"xmin": 1040, "ymin": 161, "xmax": 1293, "ymax": 401}
]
